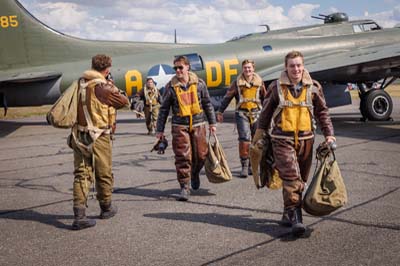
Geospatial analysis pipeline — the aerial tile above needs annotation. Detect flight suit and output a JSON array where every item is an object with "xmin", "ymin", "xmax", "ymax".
[
  {"xmin": 258, "ymin": 69, "xmax": 334, "ymax": 211},
  {"xmin": 217, "ymin": 73, "xmax": 267, "ymax": 177},
  {"xmin": 156, "ymin": 72, "xmax": 216, "ymax": 187},
  {"xmin": 72, "ymin": 70, "xmax": 129, "ymax": 208},
  {"xmin": 135, "ymin": 85, "xmax": 162, "ymax": 134}
]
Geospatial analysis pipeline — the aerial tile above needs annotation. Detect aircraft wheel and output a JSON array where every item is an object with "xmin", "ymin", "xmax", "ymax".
[{"xmin": 360, "ymin": 89, "xmax": 393, "ymax": 121}]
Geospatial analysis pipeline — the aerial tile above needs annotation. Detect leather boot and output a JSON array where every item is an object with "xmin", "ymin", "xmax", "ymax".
[
  {"xmin": 248, "ymin": 161, "xmax": 253, "ymax": 176},
  {"xmin": 280, "ymin": 209, "xmax": 291, "ymax": 227},
  {"xmin": 240, "ymin": 157, "xmax": 249, "ymax": 178},
  {"xmin": 178, "ymin": 183, "xmax": 190, "ymax": 201},
  {"xmin": 288, "ymin": 207, "xmax": 306, "ymax": 236},
  {"xmin": 72, "ymin": 207, "xmax": 96, "ymax": 230},
  {"xmin": 239, "ymin": 142, "xmax": 250, "ymax": 178},
  {"xmin": 99, "ymin": 202, "xmax": 118, "ymax": 219},
  {"xmin": 191, "ymin": 170, "xmax": 200, "ymax": 190}
]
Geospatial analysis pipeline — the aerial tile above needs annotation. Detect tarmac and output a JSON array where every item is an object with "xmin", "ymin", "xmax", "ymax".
[{"xmin": 0, "ymin": 99, "xmax": 399, "ymax": 266}]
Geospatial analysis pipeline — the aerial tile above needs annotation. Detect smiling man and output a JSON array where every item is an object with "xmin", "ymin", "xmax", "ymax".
[
  {"xmin": 216, "ymin": 59, "xmax": 267, "ymax": 178},
  {"xmin": 156, "ymin": 56, "xmax": 217, "ymax": 201},
  {"xmin": 256, "ymin": 50, "xmax": 336, "ymax": 236}
]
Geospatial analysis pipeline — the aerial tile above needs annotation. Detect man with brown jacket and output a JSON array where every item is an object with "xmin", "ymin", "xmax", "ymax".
[
  {"xmin": 216, "ymin": 59, "xmax": 267, "ymax": 178},
  {"xmin": 156, "ymin": 56, "xmax": 217, "ymax": 201},
  {"xmin": 70, "ymin": 54, "xmax": 129, "ymax": 230},
  {"xmin": 256, "ymin": 51, "xmax": 335, "ymax": 236}
]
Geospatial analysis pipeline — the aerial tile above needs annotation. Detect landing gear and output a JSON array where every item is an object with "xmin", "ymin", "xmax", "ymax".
[
  {"xmin": 0, "ymin": 92, "xmax": 7, "ymax": 116},
  {"xmin": 358, "ymin": 78, "xmax": 395, "ymax": 121}
]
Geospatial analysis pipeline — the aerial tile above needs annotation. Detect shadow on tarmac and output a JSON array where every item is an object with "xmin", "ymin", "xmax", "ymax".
[
  {"xmin": 144, "ymin": 212, "xmax": 284, "ymax": 234},
  {"xmin": 0, "ymin": 120, "xmax": 49, "ymax": 138},
  {"xmin": 114, "ymin": 183, "xmax": 313, "ymax": 243},
  {"xmin": 0, "ymin": 199, "xmax": 73, "ymax": 230},
  {"xmin": 0, "ymin": 209, "xmax": 73, "ymax": 230},
  {"xmin": 114, "ymin": 186, "xmax": 217, "ymax": 199}
]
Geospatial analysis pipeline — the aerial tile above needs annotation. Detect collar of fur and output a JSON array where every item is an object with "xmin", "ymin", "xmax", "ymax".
[
  {"xmin": 171, "ymin": 71, "xmax": 199, "ymax": 87},
  {"xmin": 82, "ymin": 70, "xmax": 106, "ymax": 81},
  {"xmin": 279, "ymin": 69, "xmax": 312, "ymax": 86},
  {"xmin": 237, "ymin": 73, "xmax": 262, "ymax": 88},
  {"xmin": 145, "ymin": 85, "xmax": 156, "ymax": 92}
]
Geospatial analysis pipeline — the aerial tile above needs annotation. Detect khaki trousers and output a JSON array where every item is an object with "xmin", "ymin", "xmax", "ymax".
[
  {"xmin": 72, "ymin": 132, "xmax": 114, "ymax": 207},
  {"xmin": 144, "ymin": 105, "xmax": 160, "ymax": 132}
]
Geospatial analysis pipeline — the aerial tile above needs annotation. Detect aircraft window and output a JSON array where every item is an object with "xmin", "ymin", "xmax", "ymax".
[
  {"xmin": 359, "ymin": 22, "xmax": 382, "ymax": 31},
  {"xmin": 353, "ymin": 25, "xmax": 363, "ymax": 33},
  {"xmin": 175, "ymin": 53, "xmax": 204, "ymax": 71},
  {"xmin": 361, "ymin": 22, "xmax": 382, "ymax": 32},
  {"xmin": 263, "ymin": 45, "xmax": 272, "ymax": 52}
]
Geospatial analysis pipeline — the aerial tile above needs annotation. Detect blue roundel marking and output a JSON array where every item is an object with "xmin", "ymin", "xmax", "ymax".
[{"xmin": 146, "ymin": 64, "xmax": 175, "ymax": 92}]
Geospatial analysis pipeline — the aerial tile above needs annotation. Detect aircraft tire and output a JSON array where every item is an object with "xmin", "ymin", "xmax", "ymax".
[{"xmin": 361, "ymin": 89, "xmax": 393, "ymax": 121}]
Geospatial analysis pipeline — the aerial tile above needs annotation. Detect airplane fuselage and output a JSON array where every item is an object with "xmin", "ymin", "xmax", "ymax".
[{"xmin": 1, "ymin": 0, "xmax": 400, "ymax": 121}]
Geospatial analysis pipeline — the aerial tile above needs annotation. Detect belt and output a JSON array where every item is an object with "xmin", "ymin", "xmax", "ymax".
[{"xmin": 77, "ymin": 125, "xmax": 111, "ymax": 135}]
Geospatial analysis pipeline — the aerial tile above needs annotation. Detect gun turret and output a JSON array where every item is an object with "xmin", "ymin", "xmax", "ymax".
[{"xmin": 312, "ymin": 12, "xmax": 349, "ymax": 24}]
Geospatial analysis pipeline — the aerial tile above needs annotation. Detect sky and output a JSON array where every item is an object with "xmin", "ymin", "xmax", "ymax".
[{"xmin": 19, "ymin": 0, "xmax": 400, "ymax": 44}]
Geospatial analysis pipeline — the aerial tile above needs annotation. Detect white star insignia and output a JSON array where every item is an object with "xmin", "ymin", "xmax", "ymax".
[{"xmin": 148, "ymin": 65, "xmax": 175, "ymax": 90}]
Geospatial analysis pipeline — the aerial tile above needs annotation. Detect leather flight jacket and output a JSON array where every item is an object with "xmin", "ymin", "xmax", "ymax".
[
  {"xmin": 156, "ymin": 72, "xmax": 216, "ymax": 133},
  {"xmin": 258, "ymin": 70, "xmax": 334, "ymax": 140}
]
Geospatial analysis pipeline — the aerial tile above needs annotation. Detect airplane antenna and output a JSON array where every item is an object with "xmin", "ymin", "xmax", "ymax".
[{"xmin": 174, "ymin": 29, "xmax": 177, "ymax": 44}]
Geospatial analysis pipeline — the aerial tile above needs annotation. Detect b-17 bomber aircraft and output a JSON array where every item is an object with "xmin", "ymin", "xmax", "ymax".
[{"xmin": 1, "ymin": 0, "xmax": 400, "ymax": 121}]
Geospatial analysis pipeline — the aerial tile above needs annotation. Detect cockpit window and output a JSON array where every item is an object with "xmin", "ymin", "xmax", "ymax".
[
  {"xmin": 352, "ymin": 24, "xmax": 363, "ymax": 33},
  {"xmin": 354, "ymin": 22, "xmax": 382, "ymax": 33},
  {"xmin": 175, "ymin": 53, "xmax": 204, "ymax": 71},
  {"xmin": 362, "ymin": 22, "xmax": 381, "ymax": 31}
]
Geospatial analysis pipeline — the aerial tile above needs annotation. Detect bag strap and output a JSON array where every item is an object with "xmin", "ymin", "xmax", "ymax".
[
  {"xmin": 79, "ymin": 78, "xmax": 108, "ymax": 142},
  {"xmin": 208, "ymin": 132, "xmax": 219, "ymax": 144}
]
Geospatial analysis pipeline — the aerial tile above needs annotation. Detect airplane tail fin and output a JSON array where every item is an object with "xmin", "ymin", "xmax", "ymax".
[
  {"xmin": 0, "ymin": 0, "xmax": 132, "ymax": 70},
  {"xmin": 0, "ymin": 0, "xmax": 190, "ymax": 71},
  {"xmin": 0, "ymin": 0, "xmax": 32, "ymax": 69},
  {"xmin": 0, "ymin": 0, "xmax": 73, "ymax": 70},
  {"xmin": 0, "ymin": 0, "xmax": 112, "ymax": 70}
]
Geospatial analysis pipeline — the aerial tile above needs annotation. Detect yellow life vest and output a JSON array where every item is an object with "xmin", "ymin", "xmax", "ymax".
[
  {"xmin": 236, "ymin": 73, "xmax": 262, "ymax": 112},
  {"xmin": 174, "ymin": 83, "xmax": 202, "ymax": 131},
  {"xmin": 144, "ymin": 86, "xmax": 159, "ymax": 106},
  {"xmin": 238, "ymin": 85, "xmax": 260, "ymax": 111},
  {"xmin": 279, "ymin": 84, "xmax": 313, "ymax": 146},
  {"xmin": 280, "ymin": 85, "xmax": 312, "ymax": 132},
  {"xmin": 174, "ymin": 83, "xmax": 202, "ymax": 116}
]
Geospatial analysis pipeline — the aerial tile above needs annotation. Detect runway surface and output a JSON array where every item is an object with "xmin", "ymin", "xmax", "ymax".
[{"xmin": 1, "ymin": 99, "xmax": 399, "ymax": 266}]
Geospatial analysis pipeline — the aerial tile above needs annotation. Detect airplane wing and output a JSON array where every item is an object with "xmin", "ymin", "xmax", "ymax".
[
  {"xmin": 258, "ymin": 42, "xmax": 400, "ymax": 83},
  {"xmin": 306, "ymin": 42, "xmax": 400, "ymax": 75},
  {"xmin": 0, "ymin": 71, "xmax": 62, "ymax": 83}
]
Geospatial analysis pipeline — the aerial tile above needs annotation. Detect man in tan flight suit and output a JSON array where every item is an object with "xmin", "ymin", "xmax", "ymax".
[
  {"xmin": 70, "ymin": 54, "xmax": 129, "ymax": 230},
  {"xmin": 134, "ymin": 77, "xmax": 162, "ymax": 135}
]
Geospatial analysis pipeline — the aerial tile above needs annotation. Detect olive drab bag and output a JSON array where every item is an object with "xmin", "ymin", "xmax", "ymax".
[
  {"xmin": 260, "ymin": 136, "xmax": 282, "ymax": 189},
  {"xmin": 46, "ymin": 81, "xmax": 79, "ymax": 128},
  {"xmin": 303, "ymin": 143, "xmax": 348, "ymax": 216},
  {"xmin": 205, "ymin": 133, "xmax": 232, "ymax": 183},
  {"xmin": 250, "ymin": 135, "xmax": 282, "ymax": 189}
]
